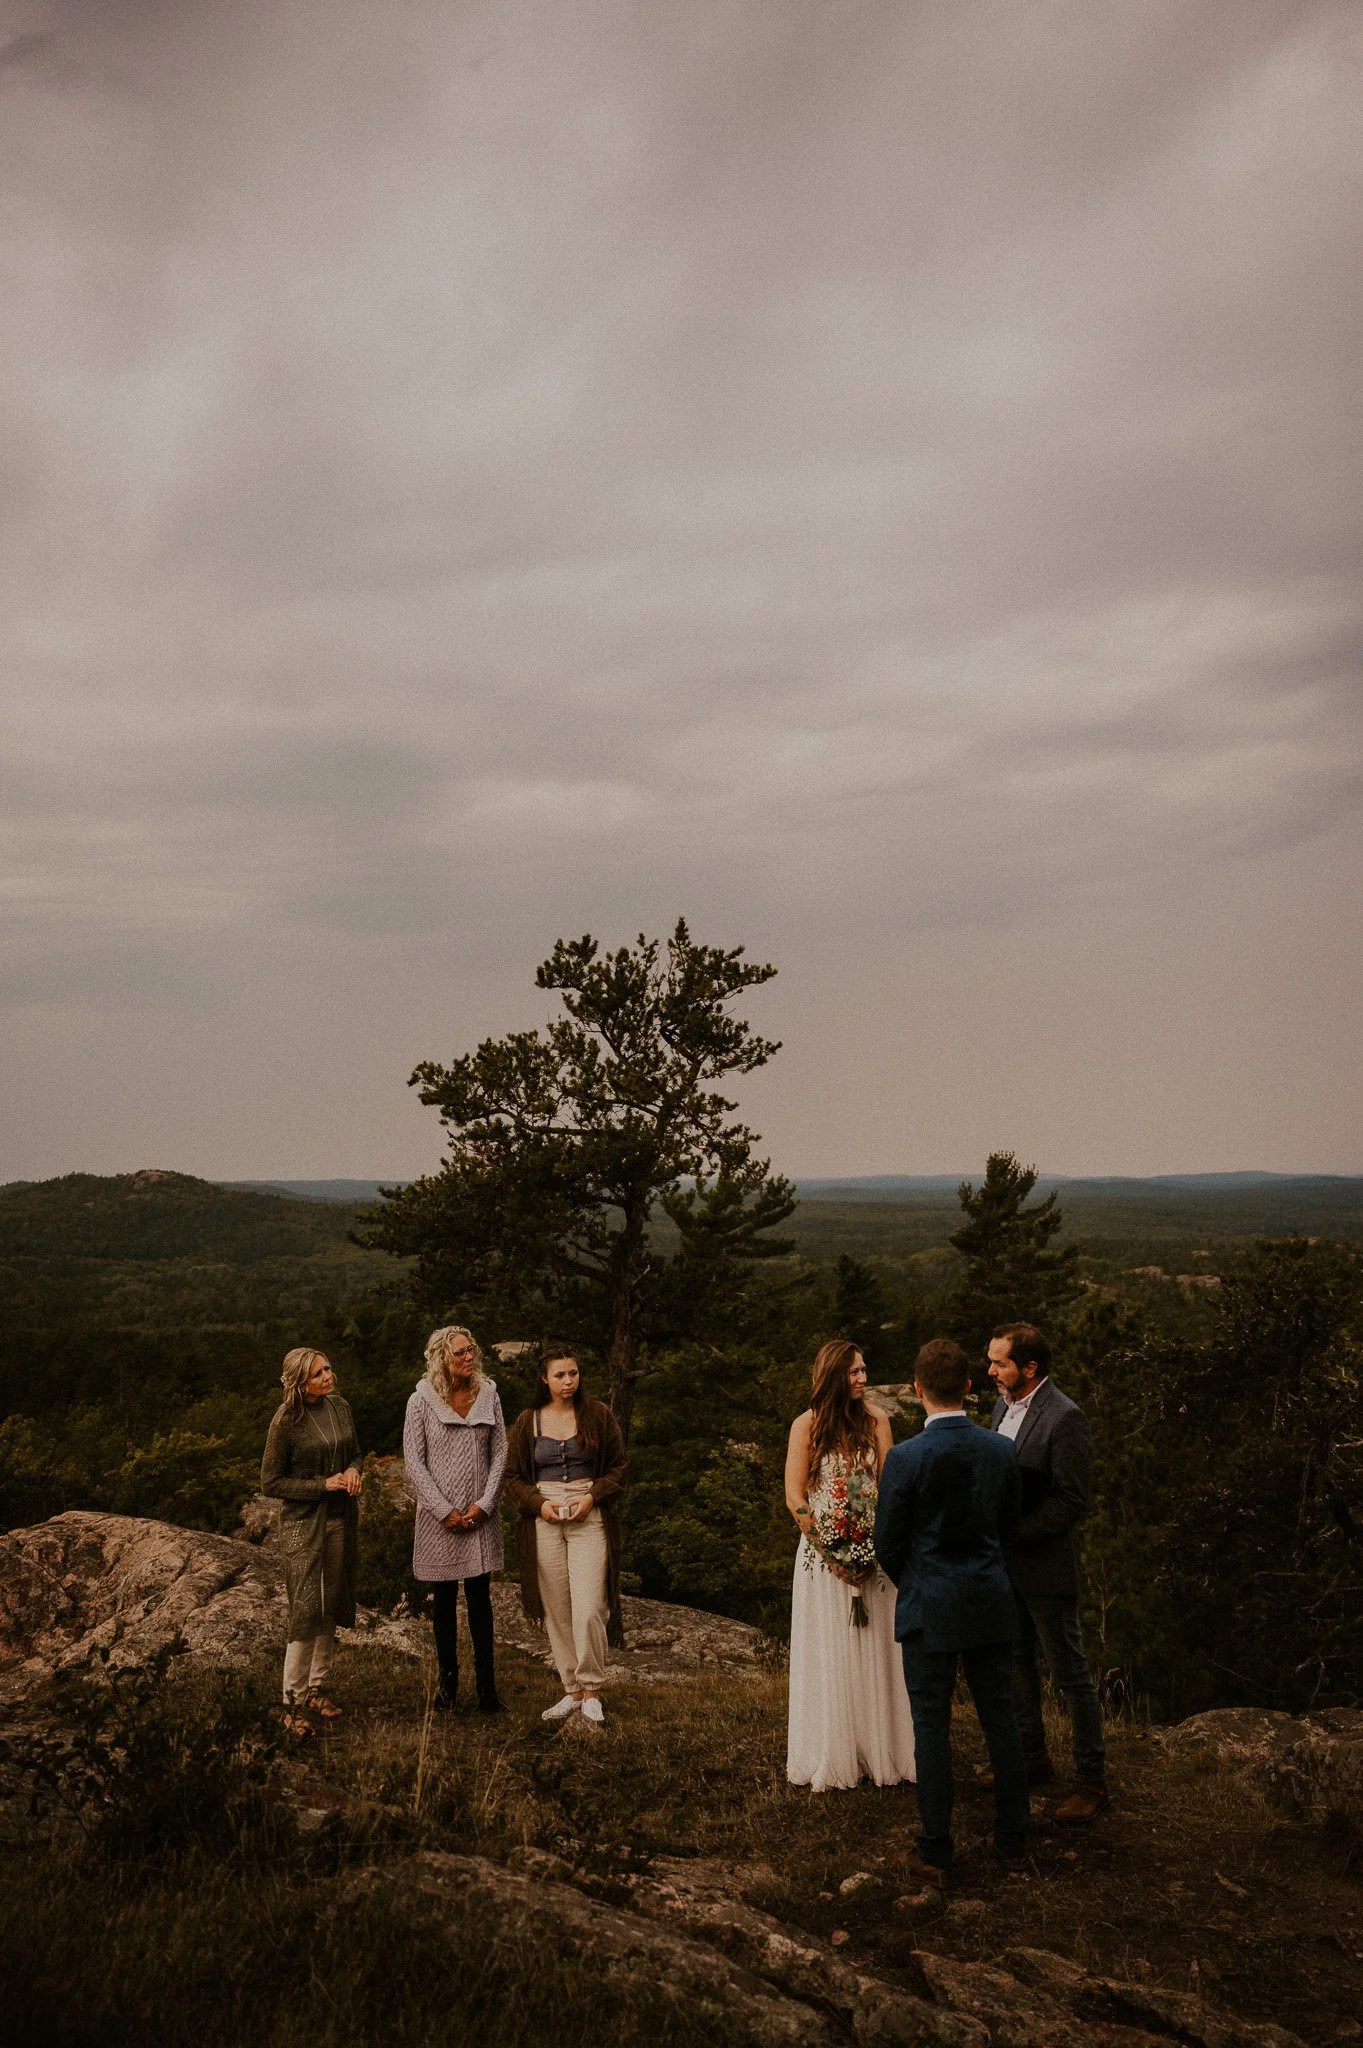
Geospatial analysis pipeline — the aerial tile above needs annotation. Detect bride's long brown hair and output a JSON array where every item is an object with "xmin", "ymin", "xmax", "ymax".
[{"xmin": 807, "ymin": 1339, "xmax": 877, "ymax": 1477}]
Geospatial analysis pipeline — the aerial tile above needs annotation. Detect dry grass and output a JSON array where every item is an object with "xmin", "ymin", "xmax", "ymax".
[
  {"xmin": 317, "ymin": 1633, "xmax": 1363, "ymax": 2043},
  {"xmin": 4, "ymin": 1629, "xmax": 1361, "ymax": 2047}
]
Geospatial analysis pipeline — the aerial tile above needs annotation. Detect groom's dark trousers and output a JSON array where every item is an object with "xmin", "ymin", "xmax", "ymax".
[{"xmin": 874, "ymin": 1415, "xmax": 1030, "ymax": 1870}]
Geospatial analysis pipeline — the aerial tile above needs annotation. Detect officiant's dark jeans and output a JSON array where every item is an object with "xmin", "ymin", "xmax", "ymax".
[
  {"xmin": 431, "ymin": 1574, "xmax": 496, "ymax": 1705},
  {"xmin": 901, "ymin": 1634, "xmax": 1030, "ymax": 1869},
  {"xmin": 1012, "ymin": 1592, "xmax": 1107, "ymax": 1785}
]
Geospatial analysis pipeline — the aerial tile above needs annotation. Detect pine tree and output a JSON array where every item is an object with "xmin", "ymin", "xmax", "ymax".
[
  {"xmin": 949, "ymin": 1151, "xmax": 1080, "ymax": 1353},
  {"xmin": 832, "ymin": 1254, "xmax": 887, "ymax": 1353},
  {"xmin": 359, "ymin": 921, "xmax": 794, "ymax": 1443}
]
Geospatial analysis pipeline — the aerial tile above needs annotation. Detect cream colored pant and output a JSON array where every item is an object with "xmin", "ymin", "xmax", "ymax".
[
  {"xmin": 535, "ymin": 1479, "xmax": 609, "ymax": 1693},
  {"xmin": 283, "ymin": 1629, "xmax": 335, "ymax": 1703},
  {"xmin": 282, "ymin": 1512, "xmax": 345, "ymax": 1703}
]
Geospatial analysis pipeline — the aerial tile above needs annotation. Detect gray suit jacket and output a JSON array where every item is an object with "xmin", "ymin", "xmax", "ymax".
[{"xmin": 988, "ymin": 1377, "xmax": 1092, "ymax": 1599}]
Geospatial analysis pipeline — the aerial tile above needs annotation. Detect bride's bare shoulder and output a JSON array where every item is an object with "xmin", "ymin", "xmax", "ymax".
[{"xmin": 787, "ymin": 1409, "xmax": 813, "ymax": 1442}]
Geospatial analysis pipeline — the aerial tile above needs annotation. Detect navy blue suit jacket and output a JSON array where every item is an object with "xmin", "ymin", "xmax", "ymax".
[{"xmin": 873, "ymin": 1415, "xmax": 1022, "ymax": 1653}]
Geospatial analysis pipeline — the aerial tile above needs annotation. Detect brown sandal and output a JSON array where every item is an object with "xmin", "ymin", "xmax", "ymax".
[{"xmin": 306, "ymin": 1692, "xmax": 343, "ymax": 1720}]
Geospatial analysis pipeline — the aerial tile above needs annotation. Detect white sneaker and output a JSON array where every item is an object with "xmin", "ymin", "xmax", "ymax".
[
  {"xmin": 541, "ymin": 1695, "xmax": 580, "ymax": 1721},
  {"xmin": 580, "ymin": 1696, "xmax": 605, "ymax": 1725}
]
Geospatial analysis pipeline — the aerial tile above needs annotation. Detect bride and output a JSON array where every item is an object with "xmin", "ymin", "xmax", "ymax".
[{"xmin": 785, "ymin": 1339, "xmax": 916, "ymax": 1791}]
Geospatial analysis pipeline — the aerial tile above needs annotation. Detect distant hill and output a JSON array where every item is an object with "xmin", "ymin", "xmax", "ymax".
[
  {"xmin": 226, "ymin": 1178, "xmax": 398, "ymax": 1208},
  {"xmin": 792, "ymin": 1171, "xmax": 1360, "ymax": 1200},
  {"xmin": 0, "ymin": 1170, "xmax": 362, "ymax": 1263},
  {"xmin": 0, "ymin": 1171, "xmax": 407, "ymax": 1448},
  {"xmin": 9, "ymin": 1167, "xmax": 1356, "ymax": 1278},
  {"xmin": 784, "ymin": 1173, "xmax": 1363, "ymax": 1262}
]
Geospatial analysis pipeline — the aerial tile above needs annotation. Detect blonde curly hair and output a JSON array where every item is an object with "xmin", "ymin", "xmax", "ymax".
[{"xmin": 423, "ymin": 1325, "xmax": 485, "ymax": 1403}]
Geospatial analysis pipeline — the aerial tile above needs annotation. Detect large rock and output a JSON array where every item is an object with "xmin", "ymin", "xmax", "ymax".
[
  {"xmin": 0, "ymin": 1510, "xmax": 768, "ymax": 1708},
  {"xmin": 350, "ymin": 1851, "xmax": 1306, "ymax": 2048},
  {"xmin": 1156, "ymin": 1706, "xmax": 1363, "ymax": 1836},
  {"xmin": 488, "ymin": 1580, "xmax": 768, "ymax": 1683},
  {"xmin": 0, "ymin": 1511, "xmax": 290, "ymax": 1705}
]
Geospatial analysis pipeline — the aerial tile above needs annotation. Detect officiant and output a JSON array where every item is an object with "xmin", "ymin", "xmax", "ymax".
[{"xmin": 987, "ymin": 1322, "xmax": 1109, "ymax": 1824}]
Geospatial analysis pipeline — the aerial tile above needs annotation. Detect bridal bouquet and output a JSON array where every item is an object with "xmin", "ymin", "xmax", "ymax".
[{"xmin": 805, "ymin": 1461, "xmax": 879, "ymax": 1627}]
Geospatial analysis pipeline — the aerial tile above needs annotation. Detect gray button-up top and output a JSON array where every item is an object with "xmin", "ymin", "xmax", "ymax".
[{"xmin": 403, "ymin": 1376, "xmax": 507, "ymax": 1581}]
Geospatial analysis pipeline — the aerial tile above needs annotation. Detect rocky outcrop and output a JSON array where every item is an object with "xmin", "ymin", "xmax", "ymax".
[
  {"xmin": 489, "ymin": 1580, "xmax": 767, "ymax": 1682},
  {"xmin": 0, "ymin": 1511, "xmax": 767, "ymax": 1707},
  {"xmin": 1156, "ymin": 1707, "xmax": 1363, "ymax": 1836},
  {"xmin": 0, "ymin": 1511, "xmax": 289, "ymax": 1705},
  {"xmin": 349, "ymin": 1850, "xmax": 1305, "ymax": 2048},
  {"xmin": 0, "ymin": 1512, "xmax": 437, "ymax": 1707}
]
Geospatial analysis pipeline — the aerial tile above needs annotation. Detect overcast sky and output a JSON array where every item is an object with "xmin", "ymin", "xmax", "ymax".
[{"xmin": 2, "ymin": 0, "xmax": 1360, "ymax": 1183}]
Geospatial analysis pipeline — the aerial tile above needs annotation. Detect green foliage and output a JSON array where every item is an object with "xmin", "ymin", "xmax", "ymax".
[
  {"xmin": 832, "ymin": 1253, "xmax": 886, "ymax": 1348},
  {"xmin": 0, "ymin": 1170, "xmax": 422, "ymax": 1534},
  {"xmin": 361, "ymin": 922, "xmax": 795, "ymax": 1439},
  {"xmin": 2, "ymin": 1651, "xmax": 286, "ymax": 1864},
  {"xmin": 645, "ymin": 1440, "xmax": 795, "ymax": 1621},
  {"xmin": 623, "ymin": 1342, "xmax": 800, "ymax": 1632},
  {"xmin": 111, "ymin": 1430, "xmax": 257, "ymax": 1535},
  {"xmin": 355, "ymin": 1454, "xmax": 422, "ymax": 1613},
  {"xmin": 0, "ymin": 1412, "xmax": 84, "ymax": 1526},
  {"xmin": 950, "ymin": 1151, "xmax": 1081, "ymax": 1349},
  {"xmin": 1065, "ymin": 1239, "xmax": 1363, "ymax": 1715}
]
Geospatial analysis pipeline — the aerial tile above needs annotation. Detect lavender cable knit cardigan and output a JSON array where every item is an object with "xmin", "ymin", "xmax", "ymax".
[{"xmin": 403, "ymin": 1376, "xmax": 507, "ymax": 1581}]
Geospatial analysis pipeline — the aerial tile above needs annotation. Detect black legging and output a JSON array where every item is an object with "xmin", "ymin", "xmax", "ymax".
[{"xmin": 431, "ymin": 1574, "xmax": 496, "ymax": 1705}]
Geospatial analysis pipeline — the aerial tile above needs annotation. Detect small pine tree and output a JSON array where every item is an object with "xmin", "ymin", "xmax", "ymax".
[
  {"xmin": 832, "ymin": 1255, "xmax": 887, "ymax": 1353},
  {"xmin": 949, "ymin": 1151, "xmax": 1080, "ymax": 1353}
]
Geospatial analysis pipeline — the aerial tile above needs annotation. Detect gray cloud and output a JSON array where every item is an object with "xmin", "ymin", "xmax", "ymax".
[{"xmin": 1, "ymin": 0, "xmax": 1360, "ymax": 1177}]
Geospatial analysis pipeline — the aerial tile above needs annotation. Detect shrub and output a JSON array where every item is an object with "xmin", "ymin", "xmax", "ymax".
[
  {"xmin": 2, "ymin": 1649, "xmax": 286, "ymax": 1864},
  {"xmin": 0, "ymin": 1412, "xmax": 85, "ymax": 1530},
  {"xmin": 111, "ymin": 1429, "xmax": 257, "ymax": 1534},
  {"xmin": 356, "ymin": 1453, "xmax": 421, "ymax": 1611}
]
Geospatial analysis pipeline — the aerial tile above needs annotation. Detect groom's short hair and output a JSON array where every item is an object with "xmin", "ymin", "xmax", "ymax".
[
  {"xmin": 914, "ymin": 1339, "xmax": 971, "ymax": 1403},
  {"xmin": 993, "ymin": 1323, "xmax": 1051, "ymax": 1378}
]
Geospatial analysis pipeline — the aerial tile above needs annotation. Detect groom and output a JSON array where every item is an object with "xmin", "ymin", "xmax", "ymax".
[{"xmin": 874, "ymin": 1340, "xmax": 1030, "ymax": 1879}]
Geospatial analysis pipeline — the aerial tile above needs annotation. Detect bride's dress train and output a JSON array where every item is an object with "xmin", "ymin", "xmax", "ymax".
[{"xmin": 786, "ymin": 1456, "xmax": 917, "ymax": 1791}]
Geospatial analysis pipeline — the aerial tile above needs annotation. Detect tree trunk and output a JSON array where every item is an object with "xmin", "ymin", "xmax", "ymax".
[
  {"xmin": 604, "ymin": 1206, "xmax": 645, "ymax": 1445},
  {"xmin": 606, "ymin": 1325, "xmax": 640, "ymax": 1445}
]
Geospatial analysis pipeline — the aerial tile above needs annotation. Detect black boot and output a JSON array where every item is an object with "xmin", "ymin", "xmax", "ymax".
[
  {"xmin": 431, "ymin": 1583, "xmax": 461, "ymax": 1712},
  {"xmin": 466, "ymin": 1573, "xmax": 500, "ymax": 1715}
]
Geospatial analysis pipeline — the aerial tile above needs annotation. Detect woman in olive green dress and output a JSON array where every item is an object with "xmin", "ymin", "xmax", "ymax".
[{"xmin": 261, "ymin": 1347, "xmax": 362, "ymax": 1731}]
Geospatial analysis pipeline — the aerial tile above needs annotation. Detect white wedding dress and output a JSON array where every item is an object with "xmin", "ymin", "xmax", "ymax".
[{"xmin": 786, "ymin": 1452, "xmax": 917, "ymax": 1791}]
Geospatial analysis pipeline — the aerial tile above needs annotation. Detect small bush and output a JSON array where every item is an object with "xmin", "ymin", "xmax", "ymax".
[
  {"xmin": 0, "ymin": 1412, "xmax": 85, "ymax": 1529},
  {"xmin": 112, "ymin": 1429, "xmax": 257, "ymax": 1535},
  {"xmin": 356, "ymin": 1453, "xmax": 422, "ymax": 1611},
  {"xmin": 3, "ymin": 1648, "xmax": 286, "ymax": 1864}
]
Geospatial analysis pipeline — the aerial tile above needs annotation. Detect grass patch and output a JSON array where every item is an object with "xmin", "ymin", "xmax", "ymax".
[
  {"xmin": 0, "ymin": 1853, "xmax": 726, "ymax": 2048},
  {"xmin": 4, "ymin": 1633, "xmax": 1361, "ymax": 2046}
]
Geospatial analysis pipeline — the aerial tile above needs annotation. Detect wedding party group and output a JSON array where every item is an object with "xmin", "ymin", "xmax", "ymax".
[{"xmin": 260, "ymin": 1315, "xmax": 1108, "ymax": 1879}]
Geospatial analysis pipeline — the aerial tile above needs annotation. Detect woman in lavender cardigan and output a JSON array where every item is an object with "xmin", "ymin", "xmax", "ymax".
[{"xmin": 403, "ymin": 1325, "xmax": 507, "ymax": 1712}]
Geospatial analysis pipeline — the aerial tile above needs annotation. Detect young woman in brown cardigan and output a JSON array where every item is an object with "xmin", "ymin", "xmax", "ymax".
[{"xmin": 503, "ymin": 1347, "xmax": 627, "ymax": 1725}]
